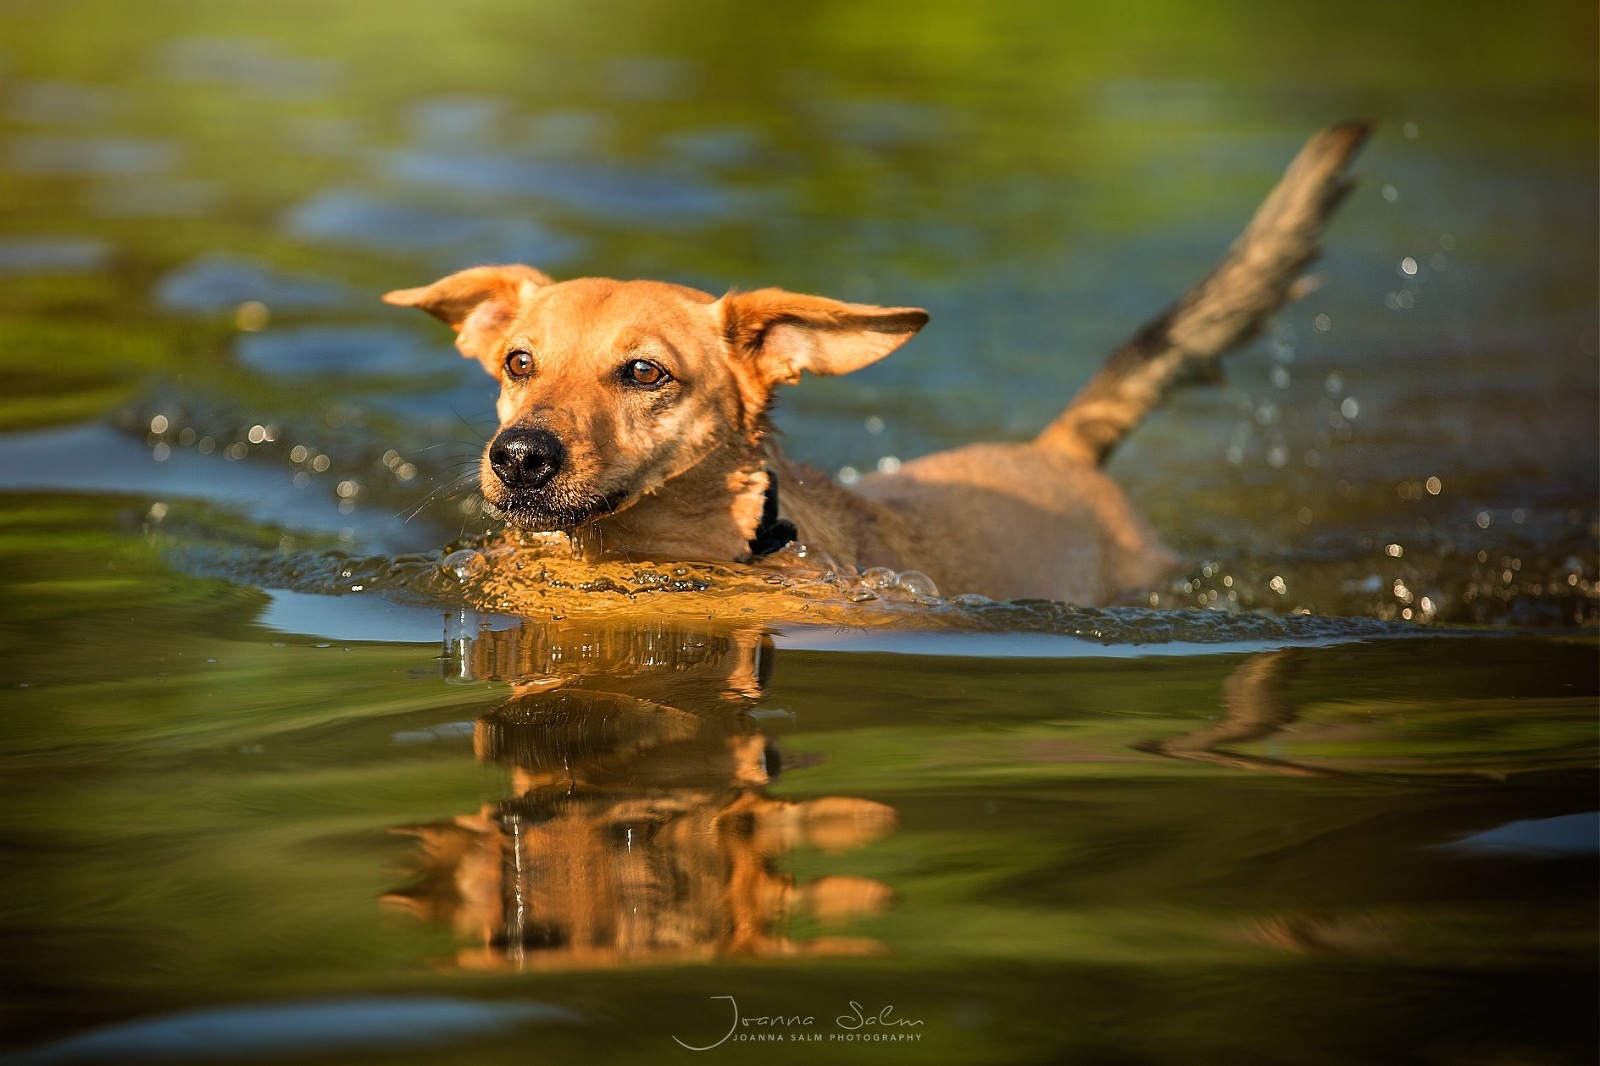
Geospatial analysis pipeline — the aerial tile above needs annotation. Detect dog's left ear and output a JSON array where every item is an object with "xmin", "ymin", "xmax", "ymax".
[
  {"xmin": 719, "ymin": 289, "xmax": 928, "ymax": 384},
  {"xmin": 383, "ymin": 264, "xmax": 551, "ymax": 369}
]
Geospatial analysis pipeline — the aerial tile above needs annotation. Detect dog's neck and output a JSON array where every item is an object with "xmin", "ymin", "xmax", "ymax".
[{"xmin": 569, "ymin": 434, "xmax": 898, "ymax": 569}]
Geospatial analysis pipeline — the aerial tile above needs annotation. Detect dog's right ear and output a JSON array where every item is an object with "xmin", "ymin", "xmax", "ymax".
[
  {"xmin": 383, "ymin": 264, "xmax": 551, "ymax": 370},
  {"xmin": 718, "ymin": 289, "xmax": 929, "ymax": 386}
]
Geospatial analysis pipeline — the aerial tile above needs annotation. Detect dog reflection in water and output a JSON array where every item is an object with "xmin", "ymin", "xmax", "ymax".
[{"xmin": 384, "ymin": 622, "xmax": 896, "ymax": 969}]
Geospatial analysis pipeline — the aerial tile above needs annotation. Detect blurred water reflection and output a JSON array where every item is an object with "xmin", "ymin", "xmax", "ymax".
[{"xmin": 390, "ymin": 621, "xmax": 897, "ymax": 969}]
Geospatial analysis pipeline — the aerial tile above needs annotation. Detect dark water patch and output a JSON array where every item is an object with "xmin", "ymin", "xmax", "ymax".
[
  {"xmin": 283, "ymin": 187, "xmax": 587, "ymax": 266},
  {"xmin": 0, "ymin": 237, "xmax": 111, "ymax": 275},
  {"xmin": 13, "ymin": 995, "xmax": 579, "ymax": 1063},
  {"xmin": 154, "ymin": 253, "xmax": 353, "ymax": 315},
  {"xmin": 384, "ymin": 150, "xmax": 761, "ymax": 226},
  {"xmin": 1438, "ymin": 811, "xmax": 1600, "ymax": 858},
  {"xmin": 5, "ymin": 80, "xmax": 119, "ymax": 126},
  {"xmin": 86, "ymin": 176, "xmax": 219, "ymax": 219},
  {"xmin": 0, "ymin": 425, "xmax": 447, "ymax": 554},
  {"xmin": 234, "ymin": 325, "xmax": 441, "ymax": 378},
  {"xmin": 4, "ymin": 135, "xmax": 180, "ymax": 177}
]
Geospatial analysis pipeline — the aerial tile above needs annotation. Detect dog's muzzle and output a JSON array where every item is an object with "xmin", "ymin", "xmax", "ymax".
[{"xmin": 488, "ymin": 427, "xmax": 565, "ymax": 490}]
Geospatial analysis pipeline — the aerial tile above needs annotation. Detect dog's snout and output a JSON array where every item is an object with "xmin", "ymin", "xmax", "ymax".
[{"xmin": 489, "ymin": 428, "xmax": 565, "ymax": 490}]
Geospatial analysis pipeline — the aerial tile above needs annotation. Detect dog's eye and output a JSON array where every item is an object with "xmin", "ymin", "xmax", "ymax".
[
  {"xmin": 621, "ymin": 359, "xmax": 670, "ymax": 389},
  {"xmin": 504, "ymin": 350, "xmax": 534, "ymax": 379}
]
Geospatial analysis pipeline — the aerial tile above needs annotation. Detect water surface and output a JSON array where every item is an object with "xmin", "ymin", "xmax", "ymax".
[{"xmin": 0, "ymin": 1, "xmax": 1595, "ymax": 1063}]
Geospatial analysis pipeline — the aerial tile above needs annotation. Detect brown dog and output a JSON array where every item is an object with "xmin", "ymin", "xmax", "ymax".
[{"xmin": 386, "ymin": 123, "xmax": 1368, "ymax": 604}]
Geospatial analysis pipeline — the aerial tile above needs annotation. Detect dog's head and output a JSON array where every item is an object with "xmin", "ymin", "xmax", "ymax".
[{"xmin": 385, "ymin": 265, "xmax": 926, "ymax": 532}]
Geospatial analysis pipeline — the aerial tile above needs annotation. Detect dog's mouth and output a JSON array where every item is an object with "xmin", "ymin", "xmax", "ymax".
[{"xmin": 483, "ymin": 485, "xmax": 634, "ymax": 531}]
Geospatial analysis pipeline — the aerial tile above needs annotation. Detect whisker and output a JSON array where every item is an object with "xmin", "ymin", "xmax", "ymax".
[
  {"xmin": 394, "ymin": 404, "xmax": 497, "ymax": 526},
  {"xmin": 448, "ymin": 404, "xmax": 496, "ymax": 444},
  {"xmin": 397, "ymin": 465, "xmax": 482, "ymax": 524}
]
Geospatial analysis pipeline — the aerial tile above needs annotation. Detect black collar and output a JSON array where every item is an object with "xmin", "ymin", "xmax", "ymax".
[{"xmin": 747, "ymin": 470, "xmax": 797, "ymax": 558}]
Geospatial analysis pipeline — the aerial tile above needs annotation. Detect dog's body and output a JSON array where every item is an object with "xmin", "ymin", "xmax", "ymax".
[
  {"xmin": 387, "ymin": 123, "xmax": 1369, "ymax": 604},
  {"xmin": 767, "ymin": 438, "xmax": 1172, "ymax": 604}
]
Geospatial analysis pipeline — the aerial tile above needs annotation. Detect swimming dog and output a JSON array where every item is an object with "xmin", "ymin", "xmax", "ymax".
[{"xmin": 385, "ymin": 122, "xmax": 1369, "ymax": 604}]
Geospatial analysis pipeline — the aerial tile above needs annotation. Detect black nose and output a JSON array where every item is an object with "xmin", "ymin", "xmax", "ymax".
[{"xmin": 488, "ymin": 428, "xmax": 565, "ymax": 490}]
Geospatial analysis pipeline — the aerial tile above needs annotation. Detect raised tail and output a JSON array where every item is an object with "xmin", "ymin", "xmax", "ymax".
[{"xmin": 1037, "ymin": 120, "xmax": 1373, "ymax": 465}]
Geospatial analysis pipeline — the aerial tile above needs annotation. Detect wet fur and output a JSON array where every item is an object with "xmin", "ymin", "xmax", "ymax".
[{"xmin": 386, "ymin": 123, "xmax": 1370, "ymax": 605}]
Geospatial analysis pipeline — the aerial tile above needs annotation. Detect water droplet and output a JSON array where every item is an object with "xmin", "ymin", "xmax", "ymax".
[
  {"xmin": 1313, "ymin": 313, "xmax": 1331, "ymax": 332},
  {"xmin": 1385, "ymin": 543, "xmax": 1403, "ymax": 558},
  {"xmin": 442, "ymin": 548, "xmax": 486, "ymax": 581},
  {"xmin": 234, "ymin": 300, "xmax": 269, "ymax": 331},
  {"xmin": 1268, "ymin": 576, "xmax": 1287, "ymax": 595},
  {"xmin": 876, "ymin": 455, "xmax": 902, "ymax": 475},
  {"xmin": 864, "ymin": 416, "xmax": 885, "ymax": 435},
  {"xmin": 1425, "ymin": 476, "xmax": 1442, "ymax": 495},
  {"xmin": 1402, "ymin": 122, "xmax": 1419, "ymax": 139},
  {"xmin": 1340, "ymin": 397, "xmax": 1360, "ymax": 420},
  {"xmin": 837, "ymin": 465, "xmax": 860, "ymax": 486},
  {"xmin": 859, "ymin": 566, "xmax": 897, "ymax": 590},
  {"xmin": 149, "ymin": 414, "xmax": 170, "ymax": 434},
  {"xmin": 1400, "ymin": 257, "xmax": 1418, "ymax": 276},
  {"xmin": 1382, "ymin": 184, "xmax": 1399, "ymax": 203},
  {"xmin": 895, "ymin": 570, "xmax": 939, "ymax": 598},
  {"xmin": 1476, "ymin": 511, "xmax": 1492, "ymax": 529}
]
